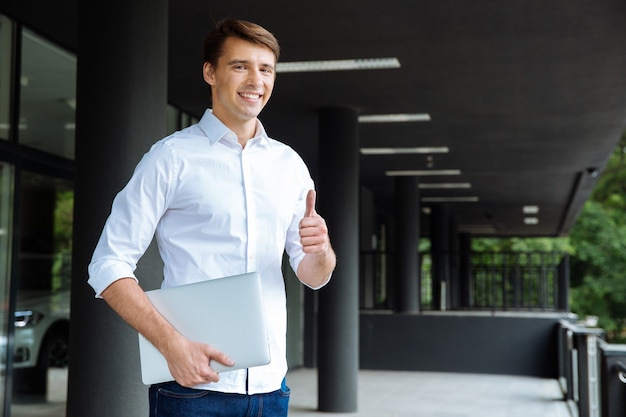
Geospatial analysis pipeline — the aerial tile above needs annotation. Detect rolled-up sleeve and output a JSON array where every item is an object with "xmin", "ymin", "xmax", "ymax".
[{"xmin": 87, "ymin": 141, "xmax": 174, "ymax": 297}]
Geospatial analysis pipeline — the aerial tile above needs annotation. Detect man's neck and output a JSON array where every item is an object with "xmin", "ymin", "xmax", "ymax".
[{"xmin": 212, "ymin": 110, "xmax": 257, "ymax": 148}]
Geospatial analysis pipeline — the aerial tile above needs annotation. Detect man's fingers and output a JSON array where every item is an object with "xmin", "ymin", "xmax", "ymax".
[
  {"xmin": 306, "ymin": 189, "xmax": 317, "ymax": 217},
  {"xmin": 213, "ymin": 350, "xmax": 235, "ymax": 367},
  {"xmin": 171, "ymin": 341, "xmax": 235, "ymax": 387}
]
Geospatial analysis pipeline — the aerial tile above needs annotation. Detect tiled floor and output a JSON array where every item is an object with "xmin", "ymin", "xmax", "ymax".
[{"xmin": 10, "ymin": 368, "xmax": 571, "ymax": 417}]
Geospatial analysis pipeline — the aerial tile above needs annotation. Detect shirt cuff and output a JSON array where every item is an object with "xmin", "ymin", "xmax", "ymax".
[{"xmin": 88, "ymin": 259, "xmax": 138, "ymax": 298}]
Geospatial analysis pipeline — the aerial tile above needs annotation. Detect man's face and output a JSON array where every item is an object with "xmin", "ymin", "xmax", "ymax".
[{"xmin": 203, "ymin": 36, "xmax": 276, "ymax": 127}]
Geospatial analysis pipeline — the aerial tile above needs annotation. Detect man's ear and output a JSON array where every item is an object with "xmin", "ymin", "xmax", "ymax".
[{"xmin": 202, "ymin": 62, "xmax": 215, "ymax": 86}]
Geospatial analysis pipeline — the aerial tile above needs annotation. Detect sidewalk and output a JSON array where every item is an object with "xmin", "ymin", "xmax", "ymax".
[
  {"xmin": 11, "ymin": 368, "xmax": 571, "ymax": 417},
  {"xmin": 287, "ymin": 368, "xmax": 570, "ymax": 417}
]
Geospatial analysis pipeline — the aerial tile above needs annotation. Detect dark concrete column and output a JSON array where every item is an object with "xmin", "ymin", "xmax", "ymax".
[
  {"xmin": 459, "ymin": 233, "xmax": 472, "ymax": 308},
  {"xmin": 448, "ymin": 215, "xmax": 460, "ymax": 309},
  {"xmin": 557, "ymin": 253, "xmax": 570, "ymax": 311},
  {"xmin": 385, "ymin": 214, "xmax": 397, "ymax": 309},
  {"xmin": 430, "ymin": 205, "xmax": 450, "ymax": 311},
  {"xmin": 394, "ymin": 176, "xmax": 420, "ymax": 313},
  {"xmin": 317, "ymin": 106, "xmax": 359, "ymax": 413},
  {"xmin": 67, "ymin": 1, "xmax": 168, "ymax": 416}
]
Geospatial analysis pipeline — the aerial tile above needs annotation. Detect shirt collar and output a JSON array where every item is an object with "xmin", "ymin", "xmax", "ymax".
[{"xmin": 198, "ymin": 109, "xmax": 273, "ymax": 148}]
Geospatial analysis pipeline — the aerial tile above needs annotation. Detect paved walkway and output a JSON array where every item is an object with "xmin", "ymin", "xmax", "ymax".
[
  {"xmin": 11, "ymin": 368, "xmax": 571, "ymax": 417},
  {"xmin": 287, "ymin": 368, "xmax": 571, "ymax": 417}
]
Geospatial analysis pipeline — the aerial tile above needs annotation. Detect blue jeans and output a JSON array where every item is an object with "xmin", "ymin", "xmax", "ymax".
[{"xmin": 148, "ymin": 378, "xmax": 290, "ymax": 417}]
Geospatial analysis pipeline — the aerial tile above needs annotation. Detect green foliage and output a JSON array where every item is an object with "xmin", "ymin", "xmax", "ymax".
[
  {"xmin": 472, "ymin": 237, "xmax": 572, "ymax": 253},
  {"xmin": 54, "ymin": 190, "xmax": 74, "ymax": 251},
  {"xmin": 52, "ymin": 190, "xmax": 73, "ymax": 291},
  {"xmin": 469, "ymin": 130, "xmax": 626, "ymax": 342},
  {"xmin": 568, "ymin": 130, "xmax": 626, "ymax": 342}
]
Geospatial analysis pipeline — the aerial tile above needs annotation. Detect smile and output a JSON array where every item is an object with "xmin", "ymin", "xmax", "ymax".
[{"xmin": 239, "ymin": 92, "xmax": 261, "ymax": 99}]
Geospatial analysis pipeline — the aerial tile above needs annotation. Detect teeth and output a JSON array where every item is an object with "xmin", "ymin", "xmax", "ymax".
[{"xmin": 240, "ymin": 93, "xmax": 260, "ymax": 99}]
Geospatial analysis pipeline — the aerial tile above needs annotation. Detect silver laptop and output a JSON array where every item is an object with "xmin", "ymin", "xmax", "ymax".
[{"xmin": 137, "ymin": 272, "xmax": 271, "ymax": 385}]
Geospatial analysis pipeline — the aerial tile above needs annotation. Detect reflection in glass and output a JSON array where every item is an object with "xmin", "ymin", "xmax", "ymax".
[
  {"xmin": 12, "ymin": 171, "xmax": 72, "ymax": 404},
  {"xmin": 19, "ymin": 29, "xmax": 76, "ymax": 159},
  {"xmin": 0, "ymin": 162, "xmax": 14, "ymax": 413},
  {"xmin": 0, "ymin": 15, "xmax": 12, "ymax": 141}
]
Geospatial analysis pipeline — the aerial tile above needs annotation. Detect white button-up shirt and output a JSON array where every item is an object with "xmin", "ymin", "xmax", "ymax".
[{"xmin": 88, "ymin": 109, "xmax": 321, "ymax": 394}]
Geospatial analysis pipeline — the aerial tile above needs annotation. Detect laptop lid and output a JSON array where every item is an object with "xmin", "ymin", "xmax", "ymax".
[{"xmin": 137, "ymin": 272, "xmax": 271, "ymax": 385}]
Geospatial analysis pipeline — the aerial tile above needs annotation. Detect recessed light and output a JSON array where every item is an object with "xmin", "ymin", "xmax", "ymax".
[
  {"xmin": 360, "ymin": 146, "xmax": 448, "ymax": 155},
  {"xmin": 421, "ymin": 197, "xmax": 479, "ymax": 203},
  {"xmin": 358, "ymin": 113, "xmax": 431, "ymax": 123},
  {"xmin": 419, "ymin": 183, "xmax": 471, "ymax": 189},
  {"xmin": 524, "ymin": 217, "xmax": 539, "ymax": 225},
  {"xmin": 522, "ymin": 205, "xmax": 539, "ymax": 214},
  {"xmin": 386, "ymin": 169, "xmax": 461, "ymax": 176},
  {"xmin": 276, "ymin": 57, "xmax": 401, "ymax": 73}
]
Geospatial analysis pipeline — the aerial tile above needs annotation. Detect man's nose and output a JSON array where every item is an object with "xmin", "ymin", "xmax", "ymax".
[{"xmin": 247, "ymin": 69, "xmax": 262, "ymax": 86}]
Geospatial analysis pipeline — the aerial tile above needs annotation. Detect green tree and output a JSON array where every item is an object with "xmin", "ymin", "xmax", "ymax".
[
  {"xmin": 472, "ymin": 237, "xmax": 570, "ymax": 253},
  {"xmin": 569, "ymin": 131, "xmax": 626, "ymax": 341}
]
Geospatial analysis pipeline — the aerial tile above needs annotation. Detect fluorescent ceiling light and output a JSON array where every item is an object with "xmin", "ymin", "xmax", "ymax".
[
  {"xmin": 276, "ymin": 57, "xmax": 400, "ymax": 73},
  {"xmin": 360, "ymin": 146, "xmax": 448, "ymax": 155},
  {"xmin": 419, "ymin": 183, "xmax": 471, "ymax": 189},
  {"xmin": 421, "ymin": 197, "xmax": 479, "ymax": 203},
  {"xmin": 386, "ymin": 169, "xmax": 461, "ymax": 176},
  {"xmin": 522, "ymin": 205, "xmax": 539, "ymax": 214},
  {"xmin": 359, "ymin": 113, "xmax": 431, "ymax": 123},
  {"xmin": 524, "ymin": 217, "xmax": 539, "ymax": 225}
]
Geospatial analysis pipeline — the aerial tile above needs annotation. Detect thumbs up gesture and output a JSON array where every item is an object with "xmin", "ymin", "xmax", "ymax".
[{"xmin": 299, "ymin": 190, "xmax": 330, "ymax": 255}]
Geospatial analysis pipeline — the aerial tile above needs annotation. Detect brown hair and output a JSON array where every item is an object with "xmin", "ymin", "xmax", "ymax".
[{"xmin": 203, "ymin": 18, "xmax": 280, "ymax": 68}]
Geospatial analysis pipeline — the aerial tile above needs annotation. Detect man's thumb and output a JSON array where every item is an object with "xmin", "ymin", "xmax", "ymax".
[{"xmin": 305, "ymin": 189, "xmax": 317, "ymax": 217}]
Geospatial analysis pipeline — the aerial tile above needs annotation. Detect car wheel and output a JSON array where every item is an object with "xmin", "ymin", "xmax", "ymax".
[
  {"xmin": 44, "ymin": 326, "xmax": 69, "ymax": 368},
  {"xmin": 30, "ymin": 325, "xmax": 69, "ymax": 394}
]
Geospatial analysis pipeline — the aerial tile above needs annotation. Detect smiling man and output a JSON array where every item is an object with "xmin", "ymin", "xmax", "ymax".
[{"xmin": 87, "ymin": 18, "xmax": 336, "ymax": 417}]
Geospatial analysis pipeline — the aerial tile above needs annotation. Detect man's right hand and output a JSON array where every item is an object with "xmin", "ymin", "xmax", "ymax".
[
  {"xmin": 163, "ymin": 336, "xmax": 235, "ymax": 387},
  {"xmin": 100, "ymin": 278, "xmax": 235, "ymax": 387}
]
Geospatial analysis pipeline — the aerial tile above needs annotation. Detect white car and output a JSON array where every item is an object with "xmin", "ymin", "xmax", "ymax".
[{"xmin": 12, "ymin": 290, "xmax": 70, "ymax": 393}]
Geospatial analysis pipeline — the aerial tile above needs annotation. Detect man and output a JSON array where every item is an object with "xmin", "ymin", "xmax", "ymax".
[{"xmin": 88, "ymin": 18, "xmax": 336, "ymax": 416}]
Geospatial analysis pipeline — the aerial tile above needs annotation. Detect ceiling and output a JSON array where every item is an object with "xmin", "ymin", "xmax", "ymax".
[{"xmin": 4, "ymin": 0, "xmax": 626, "ymax": 237}]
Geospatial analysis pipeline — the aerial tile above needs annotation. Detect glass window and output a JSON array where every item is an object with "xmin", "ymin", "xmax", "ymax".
[
  {"xmin": 18, "ymin": 29, "xmax": 76, "ymax": 159},
  {"xmin": 12, "ymin": 171, "xmax": 71, "ymax": 405},
  {"xmin": 0, "ymin": 15, "xmax": 12, "ymax": 141},
  {"xmin": 0, "ymin": 162, "xmax": 14, "ymax": 413}
]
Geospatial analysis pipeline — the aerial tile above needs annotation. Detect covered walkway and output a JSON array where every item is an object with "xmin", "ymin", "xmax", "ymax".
[
  {"xmin": 287, "ymin": 368, "xmax": 570, "ymax": 417},
  {"xmin": 11, "ymin": 368, "xmax": 571, "ymax": 417}
]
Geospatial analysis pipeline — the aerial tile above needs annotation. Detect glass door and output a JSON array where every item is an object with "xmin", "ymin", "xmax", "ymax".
[{"xmin": 0, "ymin": 162, "xmax": 14, "ymax": 414}]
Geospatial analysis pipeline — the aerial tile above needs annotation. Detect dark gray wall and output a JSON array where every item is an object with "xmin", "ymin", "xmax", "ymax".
[{"xmin": 360, "ymin": 313, "xmax": 563, "ymax": 378}]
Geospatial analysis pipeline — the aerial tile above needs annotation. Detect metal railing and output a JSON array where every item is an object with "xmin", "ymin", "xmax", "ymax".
[
  {"xmin": 597, "ymin": 340, "xmax": 626, "ymax": 417},
  {"xmin": 558, "ymin": 320, "xmax": 626, "ymax": 417},
  {"xmin": 360, "ymin": 250, "xmax": 568, "ymax": 311},
  {"xmin": 469, "ymin": 252, "xmax": 566, "ymax": 310}
]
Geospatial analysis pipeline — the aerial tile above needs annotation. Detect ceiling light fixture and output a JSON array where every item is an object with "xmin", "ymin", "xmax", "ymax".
[
  {"xmin": 386, "ymin": 169, "xmax": 461, "ymax": 176},
  {"xmin": 276, "ymin": 57, "xmax": 401, "ymax": 73},
  {"xmin": 360, "ymin": 146, "xmax": 448, "ymax": 155},
  {"xmin": 524, "ymin": 217, "xmax": 539, "ymax": 225},
  {"xmin": 421, "ymin": 197, "xmax": 479, "ymax": 203},
  {"xmin": 522, "ymin": 205, "xmax": 539, "ymax": 214},
  {"xmin": 419, "ymin": 183, "xmax": 471, "ymax": 189},
  {"xmin": 359, "ymin": 113, "xmax": 431, "ymax": 123}
]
